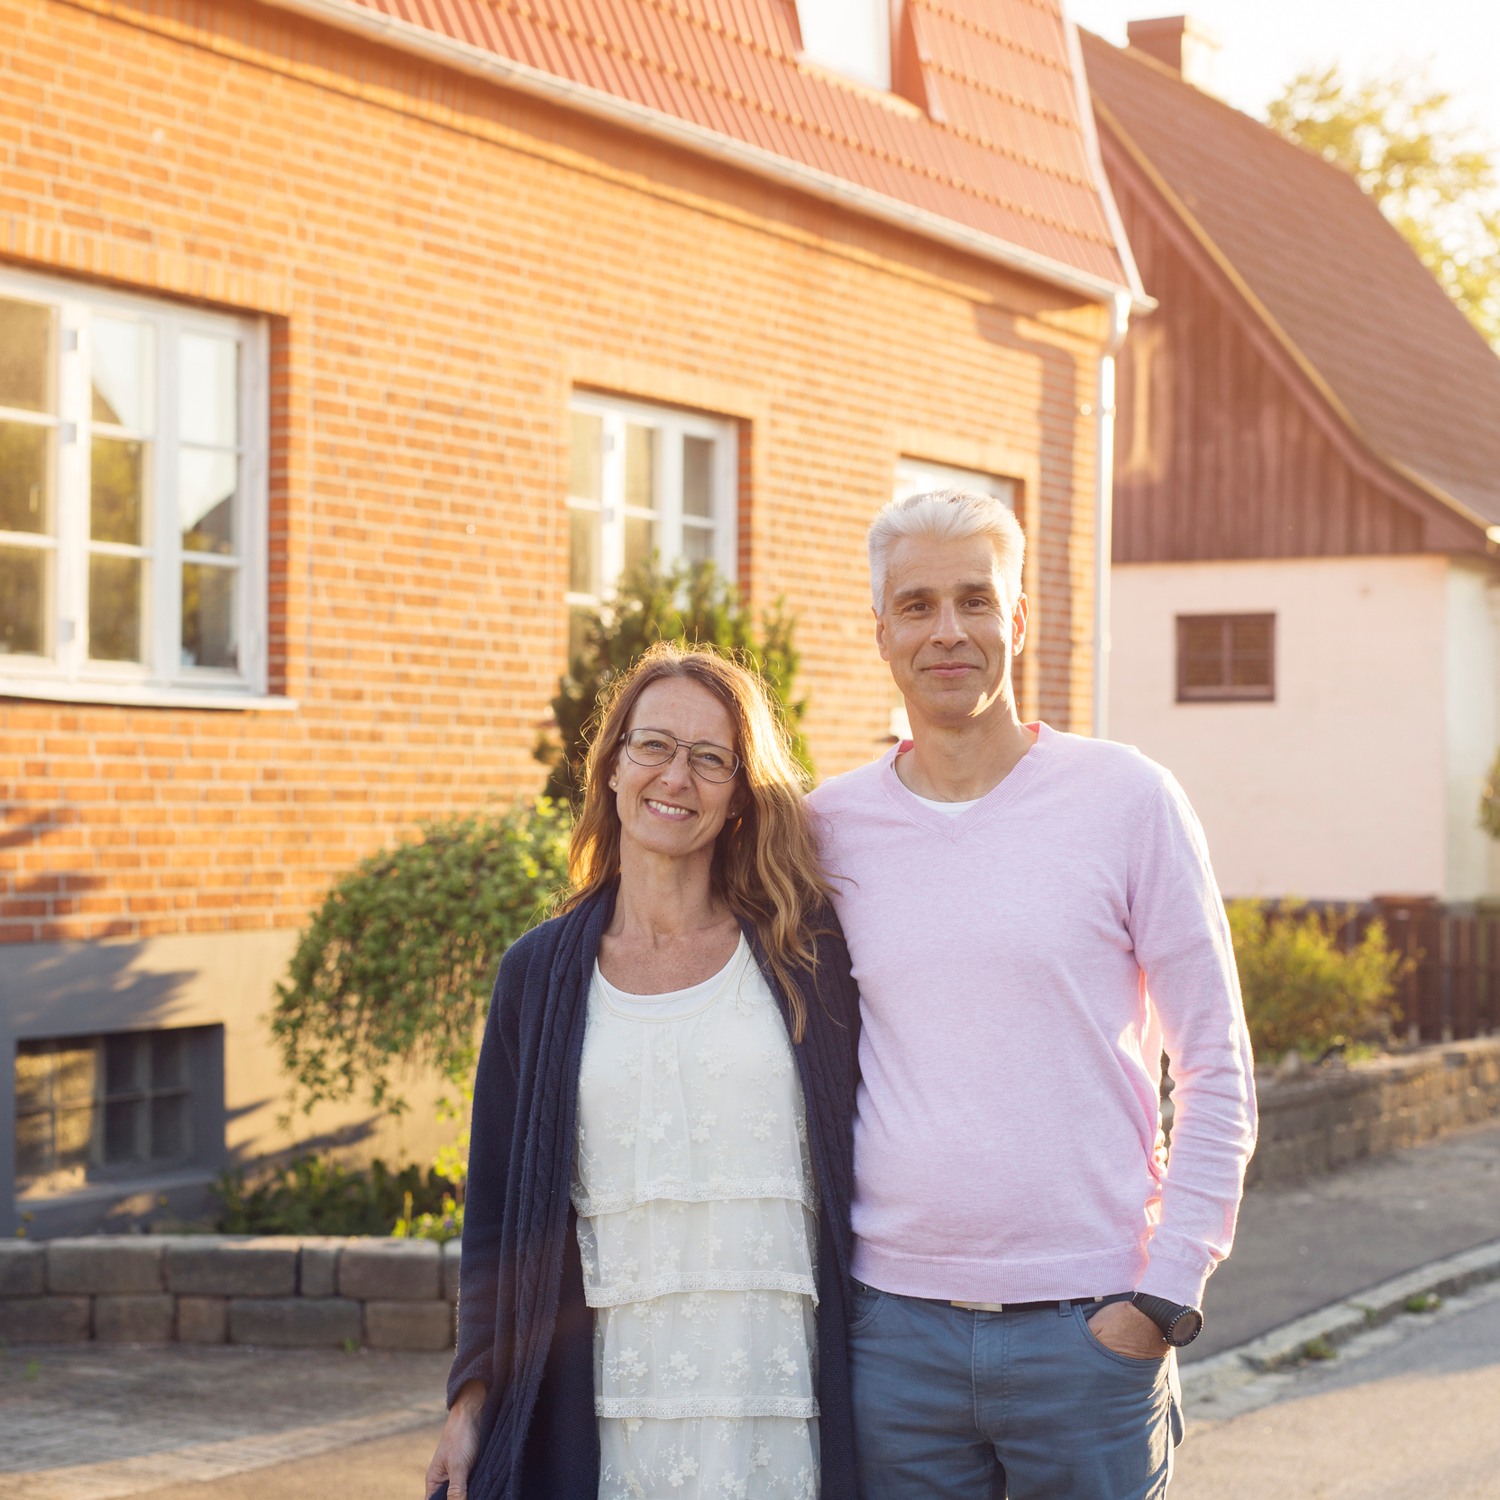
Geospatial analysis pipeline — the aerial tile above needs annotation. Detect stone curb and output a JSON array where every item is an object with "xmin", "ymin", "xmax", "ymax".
[{"xmin": 1181, "ymin": 1236, "xmax": 1500, "ymax": 1397}]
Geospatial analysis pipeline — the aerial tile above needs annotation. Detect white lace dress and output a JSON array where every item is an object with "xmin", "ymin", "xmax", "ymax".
[{"xmin": 572, "ymin": 933, "xmax": 820, "ymax": 1500}]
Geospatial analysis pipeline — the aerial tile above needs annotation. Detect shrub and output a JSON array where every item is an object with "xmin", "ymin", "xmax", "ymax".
[
  {"xmin": 270, "ymin": 799, "xmax": 571, "ymax": 1113},
  {"xmin": 1226, "ymin": 900, "xmax": 1408, "ymax": 1060},
  {"xmin": 537, "ymin": 558, "xmax": 809, "ymax": 804},
  {"xmin": 214, "ymin": 1154, "xmax": 459, "ymax": 1237}
]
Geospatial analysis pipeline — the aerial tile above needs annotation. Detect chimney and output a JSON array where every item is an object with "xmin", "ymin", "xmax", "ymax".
[{"xmin": 1125, "ymin": 15, "xmax": 1222, "ymax": 94}]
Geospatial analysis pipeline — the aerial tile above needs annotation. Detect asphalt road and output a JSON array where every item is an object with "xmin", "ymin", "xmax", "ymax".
[{"xmin": 1172, "ymin": 1279, "xmax": 1500, "ymax": 1499}]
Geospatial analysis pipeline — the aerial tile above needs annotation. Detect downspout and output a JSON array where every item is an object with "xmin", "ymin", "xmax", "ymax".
[{"xmin": 1092, "ymin": 289, "xmax": 1132, "ymax": 740}]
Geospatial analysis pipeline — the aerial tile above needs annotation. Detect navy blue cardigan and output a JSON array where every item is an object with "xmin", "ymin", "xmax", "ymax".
[{"xmin": 443, "ymin": 885, "xmax": 861, "ymax": 1500}]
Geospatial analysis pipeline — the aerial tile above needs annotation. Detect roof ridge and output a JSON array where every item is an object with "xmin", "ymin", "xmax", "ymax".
[{"xmin": 483, "ymin": 0, "xmax": 1112, "ymax": 241}]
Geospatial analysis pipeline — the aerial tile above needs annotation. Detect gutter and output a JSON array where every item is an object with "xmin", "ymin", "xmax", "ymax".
[
  {"xmin": 1091, "ymin": 290, "xmax": 1131, "ymax": 739},
  {"xmin": 252, "ymin": 0, "xmax": 1149, "ymax": 313}
]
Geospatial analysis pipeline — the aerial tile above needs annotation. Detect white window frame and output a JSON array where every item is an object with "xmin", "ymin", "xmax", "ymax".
[
  {"xmin": 0, "ymin": 266, "xmax": 277, "ymax": 710},
  {"xmin": 894, "ymin": 456, "xmax": 1017, "ymax": 510},
  {"xmin": 566, "ymin": 393, "xmax": 739, "ymax": 622},
  {"xmin": 797, "ymin": 0, "xmax": 892, "ymax": 91}
]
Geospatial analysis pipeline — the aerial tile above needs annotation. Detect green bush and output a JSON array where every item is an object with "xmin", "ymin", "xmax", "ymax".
[
  {"xmin": 1227, "ymin": 900, "xmax": 1408, "ymax": 1060},
  {"xmin": 270, "ymin": 799, "xmax": 572, "ymax": 1113},
  {"xmin": 214, "ymin": 1154, "xmax": 459, "ymax": 1238},
  {"xmin": 537, "ymin": 558, "xmax": 809, "ymax": 804}
]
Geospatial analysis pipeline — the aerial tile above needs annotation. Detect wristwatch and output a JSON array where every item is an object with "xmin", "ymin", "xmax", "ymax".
[{"xmin": 1131, "ymin": 1292, "xmax": 1204, "ymax": 1347}]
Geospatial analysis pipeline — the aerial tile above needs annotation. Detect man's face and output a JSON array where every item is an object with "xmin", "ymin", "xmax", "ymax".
[{"xmin": 874, "ymin": 532, "xmax": 1028, "ymax": 729}]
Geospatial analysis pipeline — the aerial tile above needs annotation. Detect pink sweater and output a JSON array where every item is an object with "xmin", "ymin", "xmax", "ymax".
[{"xmin": 808, "ymin": 724, "xmax": 1257, "ymax": 1308}]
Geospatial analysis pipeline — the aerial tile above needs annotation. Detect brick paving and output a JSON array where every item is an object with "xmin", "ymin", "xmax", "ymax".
[{"xmin": 0, "ymin": 1343, "xmax": 447, "ymax": 1499}]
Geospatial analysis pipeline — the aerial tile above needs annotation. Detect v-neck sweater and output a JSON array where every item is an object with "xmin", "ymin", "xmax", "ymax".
[{"xmin": 808, "ymin": 723, "xmax": 1257, "ymax": 1309}]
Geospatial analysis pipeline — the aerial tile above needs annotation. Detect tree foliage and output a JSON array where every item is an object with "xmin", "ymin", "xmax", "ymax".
[
  {"xmin": 1267, "ymin": 65, "xmax": 1500, "ymax": 348},
  {"xmin": 537, "ymin": 558, "xmax": 810, "ymax": 804},
  {"xmin": 1480, "ymin": 748, "xmax": 1500, "ymax": 840},
  {"xmin": 1226, "ymin": 900, "xmax": 1409, "ymax": 1060},
  {"xmin": 270, "ymin": 801, "xmax": 572, "ymax": 1112}
]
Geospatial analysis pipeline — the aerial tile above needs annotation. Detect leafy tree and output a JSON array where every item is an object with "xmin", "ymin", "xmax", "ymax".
[
  {"xmin": 1479, "ymin": 749, "xmax": 1500, "ymax": 840},
  {"xmin": 270, "ymin": 800, "xmax": 571, "ymax": 1113},
  {"xmin": 1267, "ymin": 65, "xmax": 1500, "ymax": 348},
  {"xmin": 537, "ymin": 558, "xmax": 810, "ymax": 804},
  {"xmin": 1226, "ymin": 900, "xmax": 1409, "ymax": 1060}
]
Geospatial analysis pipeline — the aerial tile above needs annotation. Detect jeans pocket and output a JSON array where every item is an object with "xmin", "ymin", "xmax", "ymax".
[
  {"xmin": 1073, "ymin": 1302, "xmax": 1172, "ymax": 1370},
  {"xmin": 848, "ymin": 1279, "xmax": 889, "ymax": 1335}
]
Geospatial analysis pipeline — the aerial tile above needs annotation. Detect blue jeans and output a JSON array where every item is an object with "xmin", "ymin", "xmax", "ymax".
[{"xmin": 849, "ymin": 1285, "xmax": 1184, "ymax": 1499}]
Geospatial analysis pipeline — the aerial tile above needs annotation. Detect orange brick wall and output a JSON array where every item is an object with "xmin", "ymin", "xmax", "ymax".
[{"xmin": 0, "ymin": 0, "xmax": 1110, "ymax": 947}]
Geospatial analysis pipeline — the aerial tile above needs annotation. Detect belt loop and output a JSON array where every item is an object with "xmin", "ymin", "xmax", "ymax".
[{"xmin": 1056, "ymin": 1300, "xmax": 1071, "ymax": 1316}]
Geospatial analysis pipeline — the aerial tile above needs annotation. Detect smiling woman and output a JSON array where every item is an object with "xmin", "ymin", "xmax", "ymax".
[{"xmin": 426, "ymin": 642, "xmax": 862, "ymax": 1500}]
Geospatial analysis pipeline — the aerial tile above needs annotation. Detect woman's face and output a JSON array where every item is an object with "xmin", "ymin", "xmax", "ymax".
[{"xmin": 611, "ymin": 677, "xmax": 742, "ymax": 866}]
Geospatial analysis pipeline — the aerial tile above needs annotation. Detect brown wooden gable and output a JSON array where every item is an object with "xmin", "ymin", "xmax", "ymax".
[{"xmin": 1102, "ymin": 130, "xmax": 1480, "ymax": 566}]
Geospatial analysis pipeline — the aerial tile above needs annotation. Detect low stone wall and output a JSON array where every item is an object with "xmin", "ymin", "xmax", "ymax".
[
  {"xmin": 0, "ymin": 1235, "xmax": 459, "ymax": 1351},
  {"xmin": 1248, "ymin": 1037, "xmax": 1500, "ymax": 1187}
]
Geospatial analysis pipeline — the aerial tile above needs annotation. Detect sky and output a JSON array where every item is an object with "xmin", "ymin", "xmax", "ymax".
[{"xmin": 1065, "ymin": 0, "xmax": 1500, "ymax": 152}]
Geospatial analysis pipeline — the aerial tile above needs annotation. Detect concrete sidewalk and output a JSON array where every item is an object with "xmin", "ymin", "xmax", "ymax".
[{"xmin": 2, "ymin": 1119, "xmax": 1498, "ymax": 1499}]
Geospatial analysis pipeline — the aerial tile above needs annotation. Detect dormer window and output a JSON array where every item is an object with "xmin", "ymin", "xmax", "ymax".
[{"xmin": 797, "ymin": 0, "xmax": 891, "ymax": 91}]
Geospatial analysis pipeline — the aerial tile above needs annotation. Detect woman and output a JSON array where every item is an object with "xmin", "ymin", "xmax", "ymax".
[{"xmin": 425, "ymin": 642, "xmax": 860, "ymax": 1500}]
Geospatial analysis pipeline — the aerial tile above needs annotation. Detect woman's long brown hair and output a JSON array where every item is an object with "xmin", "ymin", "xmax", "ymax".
[{"xmin": 561, "ymin": 641, "xmax": 831, "ymax": 1040}]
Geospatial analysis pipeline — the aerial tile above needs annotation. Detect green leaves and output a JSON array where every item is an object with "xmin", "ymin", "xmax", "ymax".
[
  {"xmin": 1267, "ymin": 65, "xmax": 1500, "ymax": 349},
  {"xmin": 1227, "ymin": 900, "xmax": 1411, "ymax": 1061},
  {"xmin": 536, "ymin": 558, "xmax": 810, "ymax": 804},
  {"xmin": 269, "ymin": 799, "xmax": 572, "ymax": 1114}
]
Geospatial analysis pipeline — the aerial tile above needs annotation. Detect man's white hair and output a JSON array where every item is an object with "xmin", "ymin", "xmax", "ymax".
[{"xmin": 867, "ymin": 488, "xmax": 1026, "ymax": 611}]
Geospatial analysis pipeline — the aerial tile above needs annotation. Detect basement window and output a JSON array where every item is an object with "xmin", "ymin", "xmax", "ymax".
[
  {"xmin": 14, "ymin": 1028, "xmax": 221, "ymax": 1197},
  {"xmin": 1176, "ymin": 613, "xmax": 1275, "ymax": 702}
]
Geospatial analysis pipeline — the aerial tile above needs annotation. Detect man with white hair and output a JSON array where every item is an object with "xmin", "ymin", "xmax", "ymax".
[{"xmin": 807, "ymin": 489, "xmax": 1257, "ymax": 1499}]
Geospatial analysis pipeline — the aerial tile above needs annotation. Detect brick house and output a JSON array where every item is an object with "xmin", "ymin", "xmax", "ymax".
[
  {"xmin": 1083, "ymin": 21, "xmax": 1500, "ymax": 906},
  {"xmin": 1, "ymin": 0, "xmax": 1141, "ymax": 1233}
]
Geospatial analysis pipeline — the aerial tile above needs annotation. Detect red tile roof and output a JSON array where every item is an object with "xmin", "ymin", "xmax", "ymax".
[
  {"xmin": 1080, "ymin": 29, "xmax": 1500, "ymax": 531},
  {"xmin": 333, "ymin": 0, "xmax": 1138, "ymax": 297}
]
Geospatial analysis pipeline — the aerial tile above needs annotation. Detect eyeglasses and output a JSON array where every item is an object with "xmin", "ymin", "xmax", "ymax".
[{"xmin": 621, "ymin": 728, "xmax": 741, "ymax": 782}]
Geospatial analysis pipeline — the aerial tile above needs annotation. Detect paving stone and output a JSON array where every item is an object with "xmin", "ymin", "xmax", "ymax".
[
  {"xmin": 47, "ymin": 1237, "xmax": 164, "ymax": 1294},
  {"xmin": 338, "ymin": 1239, "xmax": 442, "ymax": 1301},
  {"xmin": 177, "ymin": 1295, "xmax": 229, "ymax": 1344},
  {"xmin": 298, "ymin": 1237, "xmax": 350, "ymax": 1298},
  {"xmin": 0, "ymin": 1240, "xmax": 46, "ymax": 1296},
  {"xmin": 0, "ymin": 1295, "xmax": 91, "ymax": 1343},
  {"xmin": 364, "ymin": 1299, "xmax": 455, "ymax": 1351},
  {"xmin": 228, "ymin": 1296, "xmax": 362, "ymax": 1347},
  {"xmin": 442, "ymin": 1239, "xmax": 462, "ymax": 1306},
  {"xmin": 94, "ymin": 1293, "xmax": 176, "ymax": 1343},
  {"xmin": 166, "ymin": 1237, "xmax": 298, "ymax": 1297}
]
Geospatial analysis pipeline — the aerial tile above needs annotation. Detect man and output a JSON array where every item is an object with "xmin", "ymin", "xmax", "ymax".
[{"xmin": 808, "ymin": 489, "xmax": 1256, "ymax": 1499}]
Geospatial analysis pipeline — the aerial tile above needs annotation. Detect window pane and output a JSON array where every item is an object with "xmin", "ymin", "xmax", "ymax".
[
  {"xmin": 15, "ymin": 1109, "xmax": 52, "ymax": 1181},
  {"xmin": 105, "ymin": 1034, "xmax": 147, "ymax": 1095},
  {"xmin": 180, "ymin": 449, "xmax": 237, "ymax": 554},
  {"xmin": 0, "ymin": 420, "xmax": 50, "ymax": 533},
  {"xmin": 624, "ymin": 424, "xmax": 655, "ymax": 510},
  {"xmin": 15, "ymin": 1047, "xmax": 55, "ymax": 1113},
  {"xmin": 56, "ymin": 1104, "xmax": 96, "ymax": 1170},
  {"xmin": 569, "ymin": 412, "xmax": 603, "ymax": 502},
  {"xmin": 91, "ymin": 317, "xmax": 152, "ymax": 430},
  {"xmin": 53, "ymin": 1043, "xmax": 100, "ymax": 1104},
  {"xmin": 624, "ymin": 513, "xmax": 655, "ymax": 576},
  {"xmin": 683, "ymin": 435, "xmax": 714, "ymax": 518},
  {"xmin": 798, "ymin": 0, "xmax": 890, "ymax": 88},
  {"xmin": 568, "ymin": 505, "xmax": 599, "ymax": 596},
  {"xmin": 682, "ymin": 524, "xmax": 714, "ymax": 566},
  {"xmin": 89, "ymin": 553, "xmax": 145, "ymax": 662},
  {"xmin": 151, "ymin": 1031, "xmax": 188, "ymax": 1088},
  {"xmin": 0, "ymin": 546, "xmax": 46, "ymax": 655},
  {"xmin": 181, "ymin": 562, "xmax": 238, "ymax": 670},
  {"xmin": 0, "ymin": 298, "xmax": 53, "ymax": 413},
  {"xmin": 179, "ymin": 334, "xmax": 237, "ymax": 446},
  {"xmin": 104, "ymin": 1099, "xmax": 146, "ymax": 1164},
  {"xmin": 91, "ymin": 437, "xmax": 147, "ymax": 544},
  {"xmin": 150, "ymin": 1094, "xmax": 191, "ymax": 1159}
]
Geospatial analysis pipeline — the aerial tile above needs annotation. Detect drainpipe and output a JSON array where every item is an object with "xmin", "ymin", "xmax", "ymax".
[{"xmin": 1092, "ymin": 289, "xmax": 1132, "ymax": 740}]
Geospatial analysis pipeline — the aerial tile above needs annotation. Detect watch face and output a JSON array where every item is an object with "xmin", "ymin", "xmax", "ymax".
[{"xmin": 1167, "ymin": 1308, "xmax": 1204, "ymax": 1346}]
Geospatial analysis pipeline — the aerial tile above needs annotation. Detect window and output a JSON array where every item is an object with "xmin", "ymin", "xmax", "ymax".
[
  {"xmin": 893, "ymin": 456, "xmax": 1017, "ymax": 511},
  {"xmin": 1176, "ymin": 614, "xmax": 1275, "ymax": 702},
  {"xmin": 14, "ymin": 1028, "xmax": 219, "ymax": 1196},
  {"xmin": 0, "ymin": 268, "xmax": 269, "ymax": 705},
  {"xmin": 797, "ymin": 0, "xmax": 892, "ymax": 90},
  {"xmin": 567, "ymin": 394, "xmax": 738, "ymax": 654}
]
